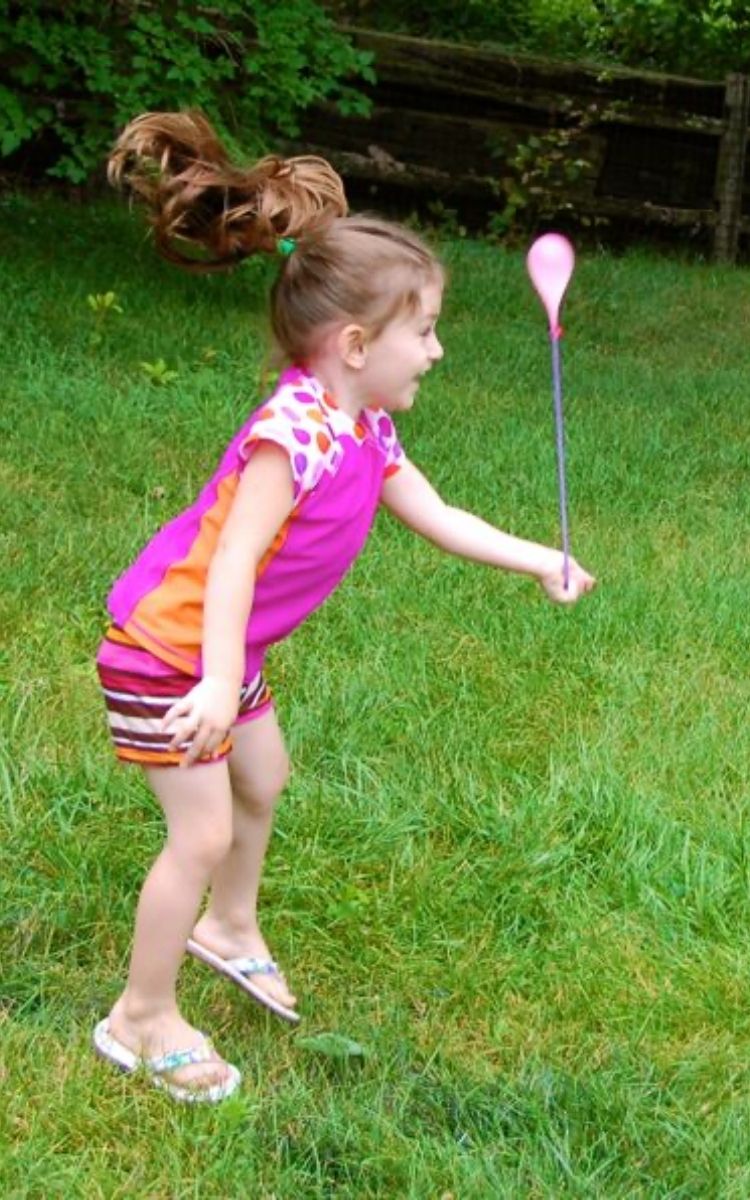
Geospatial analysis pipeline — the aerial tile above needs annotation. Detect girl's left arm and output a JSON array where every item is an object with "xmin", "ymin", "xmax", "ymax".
[{"xmin": 381, "ymin": 460, "xmax": 595, "ymax": 603}]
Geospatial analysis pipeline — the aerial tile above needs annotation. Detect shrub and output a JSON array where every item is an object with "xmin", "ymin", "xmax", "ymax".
[
  {"xmin": 326, "ymin": 0, "xmax": 750, "ymax": 78},
  {"xmin": 0, "ymin": 0, "xmax": 374, "ymax": 182}
]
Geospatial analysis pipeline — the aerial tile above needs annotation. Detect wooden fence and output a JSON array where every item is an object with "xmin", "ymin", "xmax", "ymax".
[{"xmin": 288, "ymin": 29, "xmax": 750, "ymax": 262}]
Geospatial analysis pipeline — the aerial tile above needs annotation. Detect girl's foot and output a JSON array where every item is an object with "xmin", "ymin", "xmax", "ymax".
[
  {"xmin": 191, "ymin": 915, "xmax": 297, "ymax": 1011},
  {"xmin": 105, "ymin": 998, "xmax": 238, "ymax": 1097}
]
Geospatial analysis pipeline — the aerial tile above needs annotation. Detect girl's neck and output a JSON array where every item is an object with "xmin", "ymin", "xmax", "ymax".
[{"xmin": 304, "ymin": 354, "xmax": 366, "ymax": 420}]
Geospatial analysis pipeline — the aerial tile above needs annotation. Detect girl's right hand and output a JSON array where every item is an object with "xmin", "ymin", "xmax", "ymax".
[
  {"xmin": 538, "ymin": 555, "xmax": 596, "ymax": 604},
  {"xmin": 161, "ymin": 676, "xmax": 240, "ymax": 767}
]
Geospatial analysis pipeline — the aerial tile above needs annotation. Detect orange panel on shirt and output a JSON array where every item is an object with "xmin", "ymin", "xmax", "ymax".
[{"xmin": 125, "ymin": 470, "xmax": 241, "ymax": 673}]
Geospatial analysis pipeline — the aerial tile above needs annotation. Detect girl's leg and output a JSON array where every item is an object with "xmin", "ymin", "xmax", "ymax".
[
  {"xmin": 191, "ymin": 708, "xmax": 296, "ymax": 1009},
  {"xmin": 108, "ymin": 760, "xmax": 237, "ymax": 1090}
]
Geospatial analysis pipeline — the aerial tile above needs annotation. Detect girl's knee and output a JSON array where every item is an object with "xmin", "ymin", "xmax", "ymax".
[
  {"xmin": 168, "ymin": 821, "xmax": 234, "ymax": 874},
  {"xmin": 233, "ymin": 753, "xmax": 290, "ymax": 815}
]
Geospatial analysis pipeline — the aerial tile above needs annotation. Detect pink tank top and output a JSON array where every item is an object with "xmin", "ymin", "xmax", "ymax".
[{"xmin": 106, "ymin": 365, "xmax": 405, "ymax": 681}]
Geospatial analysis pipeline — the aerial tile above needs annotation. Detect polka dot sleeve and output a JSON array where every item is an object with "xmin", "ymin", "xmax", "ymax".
[
  {"xmin": 364, "ymin": 408, "xmax": 406, "ymax": 477},
  {"xmin": 239, "ymin": 394, "xmax": 332, "ymax": 502}
]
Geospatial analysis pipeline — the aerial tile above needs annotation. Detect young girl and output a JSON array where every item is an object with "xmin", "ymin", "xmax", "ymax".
[{"xmin": 93, "ymin": 111, "xmax": 595, "ymax": 1103}]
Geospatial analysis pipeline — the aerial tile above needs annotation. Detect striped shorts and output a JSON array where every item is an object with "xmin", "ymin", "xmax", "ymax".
[{"xmin": 96, "ymin": 626, "xmax": 272, "ymax": 767}]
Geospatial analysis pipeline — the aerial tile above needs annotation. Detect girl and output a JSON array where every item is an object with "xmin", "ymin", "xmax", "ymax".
[{"xmin": 93, "ymin": 111, "xmax": 596, "ymax": 1103}]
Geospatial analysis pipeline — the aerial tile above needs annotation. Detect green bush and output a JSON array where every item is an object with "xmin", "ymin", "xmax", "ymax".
[
  {"xmin": 583, "ymin": 0, "xmax": 750, "ymax": 77},
  {"xmin": 0, "ymin": 0, "xmax": 374, "ymax": 182},
  {"xmin": 326, "ymin": 0, "xmax": 536, "ymax": 45},
  {"xmin": 327, "ymin": 0, "xmax": 750, "ymax": 78}
]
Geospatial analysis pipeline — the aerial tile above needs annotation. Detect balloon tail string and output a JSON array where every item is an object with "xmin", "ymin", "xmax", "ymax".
[{"xmin": 550, "ymin": 334, "xmax": 570, "ymax": 590}]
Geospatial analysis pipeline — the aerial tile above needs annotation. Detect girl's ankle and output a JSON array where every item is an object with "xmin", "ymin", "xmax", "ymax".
[
  {"xmin": 197, "ymin": 912, "xmax": 259, "ymax": 937},
  {"xmin": 112, "ymin": 992, "xmax": 180, "ymax": 1028}
]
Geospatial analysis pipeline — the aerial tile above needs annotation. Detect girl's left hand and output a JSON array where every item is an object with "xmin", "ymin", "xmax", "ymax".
[
  {"xmin": 538, "ymin": 556, "xmax": 596, "ymax": 604},
  {"xmin": 161, "ymin": 675, "xmax": 240, "ymax": 766}
]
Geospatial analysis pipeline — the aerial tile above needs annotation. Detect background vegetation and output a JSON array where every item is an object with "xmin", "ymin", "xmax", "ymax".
[
  {"xmin": 3, "ymin": 193, "xmax": 750, "ymax": 1195},
  {"xmin": 3, "ymin": 1, "xmax": 750, "ymax": 189},
  {"xmin": 327, "ymin": 0, "xmax": 750, "ymax": 78},
  {"xmin": 0, "ymin": 0, "xmax": 373, "ymax": 182}
]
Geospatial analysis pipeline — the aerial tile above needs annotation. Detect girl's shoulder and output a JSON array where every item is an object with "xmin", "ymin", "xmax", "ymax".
[
  {"xmin": 239, "ymin": 367, "xmax": 342, "ymax": 499},
  {"xmin": 239, "ymin": 368, "xmax": 406, "ymax": 497},
  {"xmin": 246, "ymin": 367, "xmax": 330, "ymax": 443}
]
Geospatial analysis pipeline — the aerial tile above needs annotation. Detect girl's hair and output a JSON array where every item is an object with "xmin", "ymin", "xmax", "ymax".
[{"xmin": 109, "ymin": 111, "xmax": 442, "ymax": 362}]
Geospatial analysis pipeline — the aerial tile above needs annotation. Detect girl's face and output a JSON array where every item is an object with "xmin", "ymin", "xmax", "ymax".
[{"xmin": 360, "ymin": 279, "xmax": 444, "ymax": 412}]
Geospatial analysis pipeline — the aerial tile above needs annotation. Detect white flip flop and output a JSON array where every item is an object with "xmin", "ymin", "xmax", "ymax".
[
  {"xmin": 186, "ymin": 938, "xmax": 300, "ymax": 1024},
  {"xmin": 93, "ymin": 1018, "xmax": 241, "ymax": 1103}
]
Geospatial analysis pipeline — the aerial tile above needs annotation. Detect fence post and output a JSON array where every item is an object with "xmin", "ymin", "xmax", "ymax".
[{"xmin": 714, "ymin": 73, "xmax": 750, "ymax": 264}]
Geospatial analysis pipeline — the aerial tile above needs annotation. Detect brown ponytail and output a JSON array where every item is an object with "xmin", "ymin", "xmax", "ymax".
[
  {"xmin": 110, "ymin": 110, "xmax": 443, "ymax": 364},
  {"xmin": 108, "ymin": 110, "xmax": 348, "ymax": 270}
]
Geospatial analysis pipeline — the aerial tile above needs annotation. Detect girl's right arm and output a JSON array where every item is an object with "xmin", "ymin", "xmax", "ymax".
[
  {"xmin": 162, "ymin": 443, "xmax": 294, "ymax": 766},
  {"xmin": 382, "ymin": 460, "xmax": 595, "ymax": 600}
]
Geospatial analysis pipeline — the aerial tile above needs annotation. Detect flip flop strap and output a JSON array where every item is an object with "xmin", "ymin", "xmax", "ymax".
[
  {"xmin": 147, "ymin": 1038, "xmax": 214, "ymax": 1074},
  {"xmin": 230, "ymin": 956, "xmax": 279, "ymax": 977}
]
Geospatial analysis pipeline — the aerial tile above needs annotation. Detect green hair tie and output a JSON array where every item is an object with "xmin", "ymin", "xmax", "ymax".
[{"xmin": 277, "ymin": 236, "xmax": 297, "ymax": 257}]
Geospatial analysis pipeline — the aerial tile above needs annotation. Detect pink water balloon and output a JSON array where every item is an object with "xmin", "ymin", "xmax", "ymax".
[
  {"xmin": 526, "ymin": 232, "xmax": 576, "ymax": 589},
  {"xmin": 526, "ymin": 233, "xmax": 575, "ymax": 337}
]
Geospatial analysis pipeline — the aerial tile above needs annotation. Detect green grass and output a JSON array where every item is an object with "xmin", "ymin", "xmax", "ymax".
[{"xmin": 3, "ymin": 192, "xmax": 750, "ymax": 1197}]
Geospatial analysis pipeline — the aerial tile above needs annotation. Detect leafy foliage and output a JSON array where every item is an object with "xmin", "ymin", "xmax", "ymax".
[
  {"xmin": 328, "ymin": 0, "xmax": 750, "ymax": 78},
  {"xmin": 486, "ymin": 101, "xmax": 608, "ymax": 240},
  {"xmin": 581, "ymin": 0, "xmax": 750, "ymax": 77},
  {"xmin": 0, "ymin": 0, "xmax": 373, "ymax": 182}
]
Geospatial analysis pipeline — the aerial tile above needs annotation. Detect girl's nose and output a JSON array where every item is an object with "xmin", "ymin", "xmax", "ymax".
[{"xmin": 430, "ymin": 334, "xmax": 444, "ymax": 362}]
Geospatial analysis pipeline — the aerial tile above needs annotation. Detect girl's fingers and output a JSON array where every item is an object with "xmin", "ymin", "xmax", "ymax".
[
  {"xmin": 161, "ymin": 697, "xmax": 193, "ymax": 732},
  {"xmin": 167, "ymin": 714, "xmax": 200, "ymax": 751},
  {"xmin": 181, "ymin": 740, "xmax": 205, "ymax": 767},
  {"xmin": 180, "ymin": 724, "xmax": 227, "ymax": 767},
  {"xmin": 161, "ymin": 686, "xmax": 234, "ymax": 760}
]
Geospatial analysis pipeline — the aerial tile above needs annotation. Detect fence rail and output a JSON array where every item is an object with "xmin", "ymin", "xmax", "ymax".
[{"xmin": 288, "ymin": 29, "xmax": 750, "ymax": 261}]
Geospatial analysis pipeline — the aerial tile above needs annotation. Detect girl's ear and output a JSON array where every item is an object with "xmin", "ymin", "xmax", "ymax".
[{"xmin": 337, "ymin": 323, "xmax": 367, "ymax": 370}]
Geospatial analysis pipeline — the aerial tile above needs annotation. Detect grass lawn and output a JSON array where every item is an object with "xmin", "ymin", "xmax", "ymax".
[{"xmin": 2, "ymin": 192, "xmax": 750, "ymax": 1197}]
